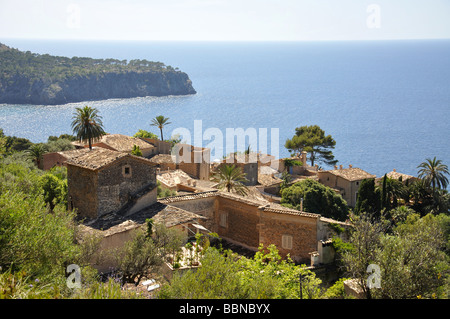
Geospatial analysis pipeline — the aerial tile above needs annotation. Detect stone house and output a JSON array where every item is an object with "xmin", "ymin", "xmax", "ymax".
[
  {"xmin": 220, "ymin": 153, "xmax": 258, "ymax": 186},
  {"xmin": 317, "ymin": 165, "xmax": 376, "ymax": 207},
  {"xmin": 383, "ymin": 169, "xmax": 418, "ymax": 185},
  {"xmin": 149, "ymin": 143, "xmax": 211, "ymax": 181},
  {"xmin": 160, "ymin": 191, "xmax": 349, "ymax": 264},
  {"xmin": 66, "ymin": 147, "xmax": 158, "ymax": 220},
  {"xmin": 43, "ymin": 134, "xmax": 165, "ymax": 170},
  {"xmin": 42, "ymin": 148, "xmax": 91, "ymax": 171},
  {"xmin": 140, "ymin": 138, "xmax": 172, "ymax": 155},
  {"xmin": 79, "ymin": 201, "xmax": 207, "ymax": 272}
]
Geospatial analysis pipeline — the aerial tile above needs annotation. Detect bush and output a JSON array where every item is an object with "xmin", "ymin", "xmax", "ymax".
[{"xmin": 281, "ymin": 179, "xmax": 348, "ymax": 221}]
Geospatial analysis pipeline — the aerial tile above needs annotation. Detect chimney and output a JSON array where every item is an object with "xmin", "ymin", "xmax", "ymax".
[
  {"xmin": 339, "ymin": 165, "xmax": 343, "ymax": 170},
  {"xmin": 301, "ymin": 151, "xmax": 307, "ymax": 166},
  {"xmin": 349, "ymin": 164, "xmax": 352, "ymax": 169},
  {"xmin": 393, "ymin": 168, "xmax": 396, "ymax": 172},
  {"xmin": 334, "ymin": 165, "xmax": 338, "ymax": 170}
]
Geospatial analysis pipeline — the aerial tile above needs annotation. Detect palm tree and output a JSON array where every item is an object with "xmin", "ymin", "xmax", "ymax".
[
  {"xmin": 211, "ymin": 164, "xmax": 249, "ymax": 196},
  {"xmin": 417, "ymin": 157, "xmax": 449, "ymax": 191},
  {"xmin": 71, "ymin": 106, "xmax": 105, "ymax": 150},
  {"xmin": 26, "ymin": 144, "xmax": 46, "ymax": 168},
  {"xmin": 150, "ymin": 115, "xmax": 171, "ymax": 141}
]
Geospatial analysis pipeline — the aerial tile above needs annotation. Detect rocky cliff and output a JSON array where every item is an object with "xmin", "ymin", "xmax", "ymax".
[{"xmin": 0, "ymin": 43, "xmax": 196, "ymax": 105}]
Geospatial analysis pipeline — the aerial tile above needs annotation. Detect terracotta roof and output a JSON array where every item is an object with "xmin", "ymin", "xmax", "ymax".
[
  {"xmin": 322, "ymin": 167, "xmax": 376, "ymax": 181},
  {"xmin": 98, "ymin": 134, "xmax": 154, "ymax": 152},
  {"xmin": 159, "ymin": 191, "xmax": 219, "ymax": 204},
  {"xmin": 386, "ymin": 170, "xmax": 417, "ymax": 181},
  {"xmin": 159, "ymin": 190, "xmax": 319, "ymax": 219},
  {"xmin": 262, "ymin": 205, "xmax": 319, "ymax": 219},
  {"xmin": 157, "ymin": 169, "xmax": 192, "ymax": 188},
  {"xmin": 84, "ymin": 202, "xmax": 206, "ymax": 233},
  {"xmin": 65, "ymin": 147, "xmax": 155, "ymax": 171},
  {"xmin": 148, "ymin": 154, "xmax": 175, "ymax": 164},
  {"xmin": 73, "ymin": 134, "xmax": 154, "ymax": 152}
]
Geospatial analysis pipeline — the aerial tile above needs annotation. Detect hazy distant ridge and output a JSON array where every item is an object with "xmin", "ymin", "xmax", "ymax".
[{"xmin": 0, "ymin": 43, "xmax": 196, "ymax": 105}]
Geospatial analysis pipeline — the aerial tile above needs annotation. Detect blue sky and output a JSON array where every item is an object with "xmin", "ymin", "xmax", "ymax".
[{"xmin": 1, "ymin": 0, "xmax": 450, "ymax": 41}]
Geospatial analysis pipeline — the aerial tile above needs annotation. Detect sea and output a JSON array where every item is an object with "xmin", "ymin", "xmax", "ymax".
[{"xmin": 0, "ymin": 39, "xmax": 449, "ymax": 178}]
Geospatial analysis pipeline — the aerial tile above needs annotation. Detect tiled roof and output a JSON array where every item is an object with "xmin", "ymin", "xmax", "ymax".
[
  {"xmin": 323, "ymin": 167, "xmax": 376, "ymax": 181},
  {"xmin": 262, "ymin": 203, "xmax": 320, "ymax": 219},
  {"xmin": 98, "ymin": 134, "xmax": 154, "ymax": 152},
  {"xmin": 65, "ymin": 147, "xmax": 155, "ymax": 171},
  {"xmin": 56, "ymin": 148, "xmax": 92, "ymax": 159},
  {"xmin": 386, "ymin": 170, "xmax": 417, "ymax": 181},
  {"xmin": 73, "ymin": 134, "xmax": 154, "ymax": 152},
  {"xmin": 159, "ymin": 191, "xmax": 219, "ymax": 204},
  {"xmin": 84, "ymin": 201, "xmax": 206, "ymax": 233},
  {"xmin": 148, "ymin": 154, "xmax": 176, "ymax": 164},
  {"xmin": 159, "ymin": 190, "xmax": 320, "ymax": 219}
]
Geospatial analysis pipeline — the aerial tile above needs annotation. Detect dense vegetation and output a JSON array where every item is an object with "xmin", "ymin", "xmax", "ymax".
[
  {"xmin": 0, "ymin": 43, "xmax": 196, "ymax": 105},
  {"xmin": 280, "ymin": 179, "xmax": 349, "ymax": 221},
  {"xmin": 0, "ymin": 42, "xmax": 177, "ymax": 82}
]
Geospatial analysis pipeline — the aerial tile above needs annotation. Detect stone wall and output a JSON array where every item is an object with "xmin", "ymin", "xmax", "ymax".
[
  {"xmin": 164, "ymin": 196, "xmax": 218, "ymax": 232},
  {"xmin": 42, "ymin": 152, "xmax": 67, "ymax": 170},
  {"xmin": 67, "ymin": 165, "xmax": 98, "ymax": 219},
  {"xmin": 259, "ymin": 211, "xmax": 318, "ymax": 263},
  {"xmin": 216, "ymin": 197, "xmax": 260, "ymax": 249},
  {"xmin": 97, "ymin": 157, "xmax": 156, "ymax": 217}
]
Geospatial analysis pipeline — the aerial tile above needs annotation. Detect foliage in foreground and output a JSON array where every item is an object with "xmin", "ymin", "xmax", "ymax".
[
  {"xmin": 158, "ymin": 244, "xmax": 323, "ymax": 299},
  {"xmin": 339, "ymin": 212, "xmax": 450, "ymax": 299}
]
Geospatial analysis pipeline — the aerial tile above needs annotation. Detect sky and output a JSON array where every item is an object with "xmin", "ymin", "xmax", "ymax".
[{"xmin": 0, "ymin": 0, "xmax": 450, "ymax": 41}]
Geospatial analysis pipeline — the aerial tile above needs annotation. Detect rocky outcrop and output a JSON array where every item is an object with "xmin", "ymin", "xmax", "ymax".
[{"xmin": 0, "ymin": 70, "xmax": 196, "ymax": 105}]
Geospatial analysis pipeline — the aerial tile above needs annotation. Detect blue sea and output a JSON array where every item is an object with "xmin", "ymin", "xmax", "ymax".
[{"xmin": 0, "ymin": 39, "xmax": 449, "ymax": 178}]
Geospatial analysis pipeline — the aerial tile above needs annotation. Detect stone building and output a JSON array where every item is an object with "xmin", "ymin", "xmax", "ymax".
[
  {"xmin": 66, "ymin": 147, "xmax": 158, "ymax": 220},
  {"xmin": 160, "ymin": 191, "xmax": 349, "ymax": 264},
  {"xmin": 220, "ymin": 153, "xmax": 258, "ymax": 186},
  {"xmin": 149, "ymin": 143, "xmax": 211, "ymax": 181},
  {"xmin": 42, "ymin": 148, "xmax": 91, "ymax": 171},
  {"xmin": 317, "ymin": 165, "xmax": 376, "ymax": 207},
  {"xmin": 67, "ymin": 146, "xmax": 350, "ymax": 270}
]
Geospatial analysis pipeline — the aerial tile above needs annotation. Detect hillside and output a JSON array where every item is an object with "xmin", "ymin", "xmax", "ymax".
[{"xmin": 0, "ymin": 43, "xmax": 196, "ymax": 105}]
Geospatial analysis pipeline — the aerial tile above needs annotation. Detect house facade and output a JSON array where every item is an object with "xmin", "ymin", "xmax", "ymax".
[
  {"xmin": 317, "ymin": 165, "xmax": 376, "ymax": 207},
  {"xmin": 66, "ymin": 148, "xmax": 158, "ymax": 219},
  {"xmin": 160, "ymin": 191, "xmax": 348, "ymax": 264}
]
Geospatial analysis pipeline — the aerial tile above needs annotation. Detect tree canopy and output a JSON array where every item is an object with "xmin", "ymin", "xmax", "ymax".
[
  {"xmin": 280, "ymin": 179, "xmax": 348, "ymax": 221},
  {"xmin": 285, "ymin": 125, "xmax": 338, "ymax": 167},
  {"xmin": 71, "ymin": 106, "xmax": 106, "ymax": 149},
  {"xmin": 0, "ymin": 43, "xmax": 175, "ymax": 84}
]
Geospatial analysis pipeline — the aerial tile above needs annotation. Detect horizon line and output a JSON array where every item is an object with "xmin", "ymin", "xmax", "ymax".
[{"xmin": 2, "ymin": 37, "xmax": 450, "ymax": 43}]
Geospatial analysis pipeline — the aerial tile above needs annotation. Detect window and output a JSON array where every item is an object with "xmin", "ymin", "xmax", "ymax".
[
  {"xmin": 282, "ymin": 235, "xmax": 293, "ymax": 250},
  {"xmin": 219, "ymin": 212, "xmax": 228, "ymax": 228},
  {"xmin": 122, "ymin": 164, "xmax": 132, "ymax": 177}
]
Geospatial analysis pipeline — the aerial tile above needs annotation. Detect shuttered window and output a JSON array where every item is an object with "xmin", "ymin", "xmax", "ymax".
[
  {"xmin": 282, "ymin": 235, "xmax": 293, "ymax": 250},
  {"xmin": 219, "ymin": 212, "xmax": 228, "ymax": 228}
]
